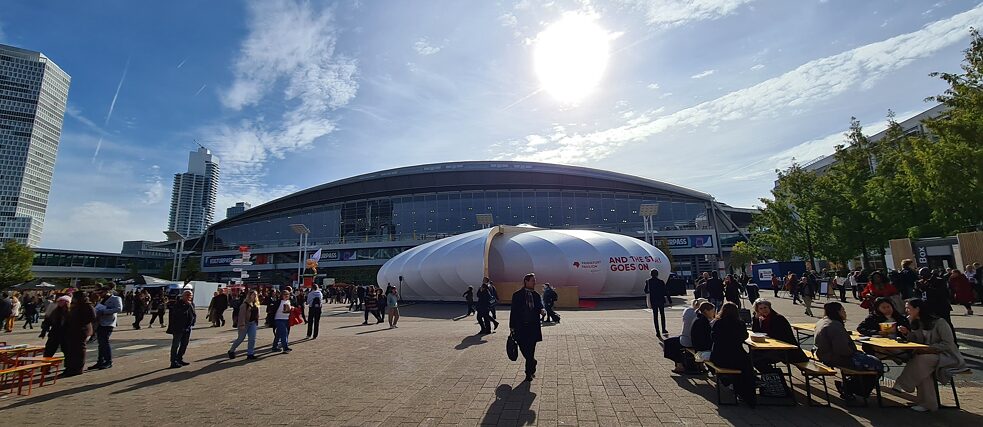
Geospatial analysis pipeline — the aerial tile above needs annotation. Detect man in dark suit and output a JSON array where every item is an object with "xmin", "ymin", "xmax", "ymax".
[
  {"xmin": 510, "ymin": 273, "xmax": 545, "ymax": 382},
  {"xmin": 644, "ymin": 270, "xmax": 671, "ymax": 337}
]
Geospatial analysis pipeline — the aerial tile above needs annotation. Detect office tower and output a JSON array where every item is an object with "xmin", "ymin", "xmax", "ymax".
[
  {"xmin": 0, "ymin": 44, "xmax": 71, "ymax": 247},
  {"xmin": 226, "ymin": 201, "xmax": 250, "ymax": 219},
  {"xmin": 167, "ymin": 147, "xmax": 219, "ymax": 238}
]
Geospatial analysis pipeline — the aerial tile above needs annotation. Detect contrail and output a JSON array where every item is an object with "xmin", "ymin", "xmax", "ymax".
[
  {"xmin": 194, "ymin": 83, "xmax": 207, "ymax": 97},
  {"xmin": 176, "ymin": 57, "xmax": 187, "ymax": 69},
  {"xmin": 105, "ymin": 58, "xmax": 129, "ymax": 126},
  {"xmin": 501, "ymin": 88, "xmax": 543, "ymax": 111}
]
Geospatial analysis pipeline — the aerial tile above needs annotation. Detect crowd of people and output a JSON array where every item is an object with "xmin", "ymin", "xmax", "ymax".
[{"xmin": 660, "ymin": 263, "xmax": 974, "ymax": 412}]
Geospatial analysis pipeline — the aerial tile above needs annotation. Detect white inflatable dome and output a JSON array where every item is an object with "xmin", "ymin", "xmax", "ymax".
[{"xmin": 377, "ymin": 225, "xmax": 671, "ymax": 300}]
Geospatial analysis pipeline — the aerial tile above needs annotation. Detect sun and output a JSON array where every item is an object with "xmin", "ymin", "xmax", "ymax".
[{"xmin": 534, "ymin": 12, "xmax": 611, "ymax": 104}]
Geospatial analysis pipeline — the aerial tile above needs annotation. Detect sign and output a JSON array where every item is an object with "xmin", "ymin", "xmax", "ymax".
[
  {"xmin": 340, "ymin": 250, "xmax": 357, "ymax": 261},
  {"xmin": 690, "ymin": 235, "xmax": 713, "ymax": 248},
  {"xmin": 572, "ymin": 260, "xmax": 601, "ymax": 273},
  {"xmin": 666, "ymin": 237, "xmax": 690, "ymax": 248},
  {"xmin": 205, "ymin": 256, "xmax": 238, "ymax": 267},
  {"xmin": 917, "ymin": 246, "xmax": 928, "ymax": 265},
  {"xmin": 324, "ymin": 251, "xmax": 339, "ymax": 261},
  {"xmin": 608, "ymin": 255, "xmax": 658, "ymax": 272},
  {"xmin": 758, "ymin": 268, "xmax": 773, "ymax": 281}
]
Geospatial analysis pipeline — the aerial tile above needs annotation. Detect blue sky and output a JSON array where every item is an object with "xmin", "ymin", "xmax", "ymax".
[{"xmin": 1, "ymin": 0, "xmax": 980, "ymax": 252}]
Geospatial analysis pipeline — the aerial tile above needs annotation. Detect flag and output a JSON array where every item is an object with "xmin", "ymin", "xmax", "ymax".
[{"xmin": 310, "ymin": 248, "xmax": 322, "ymax": 263}]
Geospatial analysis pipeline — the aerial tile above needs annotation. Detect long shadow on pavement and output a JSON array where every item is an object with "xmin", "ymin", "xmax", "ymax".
[
  {"xmin": 480, "ymin": 382, "xmax": 536, "ymax": 426},
  {"xmin": 0, "ymin": 368, "xmax": 168, "ymax": 409},
  {"xmin": 454, "ymin": 334, "xmax": 488, "ymax": 350}
]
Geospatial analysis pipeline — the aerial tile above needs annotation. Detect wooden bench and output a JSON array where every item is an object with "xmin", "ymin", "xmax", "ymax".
[
  {"xmin": 836, "ymin": 366, "xmax": 882, "ymax": 407},
  {"xmin": 16, "ymin": 356, "xmax": 63, "ymax": 386},
  {"xmin": 0, "ymin": 363, "xmax": 49, "ymax": 396},
  {"xmin": 704, "ymin": 360, "xmax": 742, "ymax": 405},
  {"xmin": 934, "ymin": 369, "xmax": 973, "ymax": 410},
  {"xmin": 793, "ymin": 360, "xmax": 836, "ymax": 406}
]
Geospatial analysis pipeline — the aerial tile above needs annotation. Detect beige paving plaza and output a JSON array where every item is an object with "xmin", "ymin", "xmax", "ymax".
[{"xmin": 1, "ymin": 293, "xmax": 981, "ymax": 426}]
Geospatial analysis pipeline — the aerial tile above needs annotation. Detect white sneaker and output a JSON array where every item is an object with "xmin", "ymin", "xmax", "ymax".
[{"xmin": 911, "ymin": 405, "xmax": 929, "ymax": 412}]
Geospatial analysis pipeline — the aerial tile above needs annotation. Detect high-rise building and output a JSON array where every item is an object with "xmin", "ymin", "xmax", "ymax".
[
  {"xmin": 0, "ymin": 44, "xmax": 71, "ymax": 247},
  {"xmin": 226, "ymin": 201, "xmax": 250, "ymax": 219},
  {"xmin": 167, "ymin": 147, "xmax": 219, "ymax": 238}
]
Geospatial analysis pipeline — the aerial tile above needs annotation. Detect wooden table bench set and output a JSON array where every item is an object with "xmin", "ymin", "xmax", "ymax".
[{"xmin": 0, "ymin": 345, "xmax": 64, "ymax": 397}]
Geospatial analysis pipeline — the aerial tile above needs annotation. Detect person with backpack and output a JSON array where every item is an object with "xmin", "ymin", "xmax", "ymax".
[
  {"xmin": 306, "ymin": 284, "xmax": 324, "ymax": 339},
  {"xmin": 644, "ymin": 270, "xmax": 671, "ymax": 337}
]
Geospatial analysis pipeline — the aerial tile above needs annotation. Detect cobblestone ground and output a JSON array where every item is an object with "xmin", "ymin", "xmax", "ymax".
[{"xmin": 1, "ymin": 293, "xmax": 981, "ymax": 426}]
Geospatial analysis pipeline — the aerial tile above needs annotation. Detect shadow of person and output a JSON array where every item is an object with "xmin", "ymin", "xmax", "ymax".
[
  {"xmin": 481, "ymin": 382, "xmax": 536, "ymax": 426},
  {"xmin": 454, "ymin": 334, "xmax": 487, "ymax": 350}
]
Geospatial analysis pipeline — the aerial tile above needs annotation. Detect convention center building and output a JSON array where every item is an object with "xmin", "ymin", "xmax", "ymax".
[{"xmin": 197, "ymin": 161, "xmax": 755, "ymax": 285}]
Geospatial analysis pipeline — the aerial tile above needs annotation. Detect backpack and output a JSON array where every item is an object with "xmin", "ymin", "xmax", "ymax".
[{"xmin": 311, "ymin": 296, "xmax": 321, "ymax": 308}]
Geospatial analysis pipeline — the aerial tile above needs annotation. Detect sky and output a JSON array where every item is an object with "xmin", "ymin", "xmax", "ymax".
[{"xmin": 1, "ymin": 0, "xmax": 981, "ymax": 252}]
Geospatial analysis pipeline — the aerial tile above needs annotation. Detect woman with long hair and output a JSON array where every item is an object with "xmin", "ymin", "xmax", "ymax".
[
  {"xmin": 710, "ymin": 302, "xmax": 756, "ymax": 407},
  {"xmin": 895, "ymin": 298, "xmax": 968, "ymax": 412},
  {"xmin": 63, "ymin": 292, "xmax": 96, "ymax": 377},
  {"xmin": 228, "ymin": 290, "xmax": 260, "ymax": 360},
  {"xmin": 860, "ymin": 271, "xmax": 900, "ymax": 312}
]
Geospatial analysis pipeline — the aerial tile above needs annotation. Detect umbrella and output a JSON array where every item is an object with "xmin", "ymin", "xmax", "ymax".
[
  {"xmin": 118, "ymin": 275, "xmax": 174, "ymax": 286},
  {"xmin": 11, "ymin": 281, "xmax": 59, "ymax": 291}
]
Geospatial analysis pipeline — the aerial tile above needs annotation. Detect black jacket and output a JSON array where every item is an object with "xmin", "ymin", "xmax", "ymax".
[
  {"xmin": 644, "ymin": 278, "xmax": 671, "ymax": 307},
  {"xmin": 691, "ymin": 314, "xmax": 712, "ymax": 352},
  {"xmin": 710, "ymin": 316, "xmax": 750, "ymax": 370},
  {"xmin": 705, "ymin": 279, "xmax": 724, "ymax": 300},
  {"xmin": 0, "ymin": 298, "xmax": 10, "ymax": 319},
  {"xmin": 543, "ymin": 287, "xmax": 558, "ymax": 305},
  {"xmin": 167, "ymin": 300, "xmax": 196, "ymax": 335},
  {"xmin": 751, "ymin": 312, "xmax": 808, "ymax": 363},
  {"xmin": 509, "ymin": 288, "xmax": 543, "ymax": 344},
  {"xmin": 476, "ymin": 288, "xmax": 492, "ymax": 310},
  {"xmin": 856, "ymin": 311, "xmax": 909, "ymax": 337}
]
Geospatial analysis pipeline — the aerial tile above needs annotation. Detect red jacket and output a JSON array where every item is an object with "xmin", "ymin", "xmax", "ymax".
[
  {"xmin": 860, "ymin": 282, "xmax": 898, "ymax": 300},
  {"xmin": 950, "ymin": 275, "xmax": 974, "ymax": 304}
]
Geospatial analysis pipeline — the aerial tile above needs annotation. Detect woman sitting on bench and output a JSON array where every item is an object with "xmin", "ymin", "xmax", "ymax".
[
  {"xmin": 711, "ymin": 302, "xmax": 757, "ymax": 408},
  {"xmin": 895, "ymin": 298, "xmax": 967, "ymax": 412},
  {"xmin": 664, "ymin": 298, "xmax": 708, "ymax": 373},
  {"xmin": 750, "ymin": 298, "xmax": 809, "ymax": 372}
]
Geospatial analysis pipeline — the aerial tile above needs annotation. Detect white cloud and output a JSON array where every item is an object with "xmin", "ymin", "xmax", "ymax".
[
  {"xmin": 143, "ymin": 165, "xmax": 164, "ymax": 205},
  {"xmin": 209, "ymin": 0, "xmax": 357, "ymax": 206},
  {"xmin": 647, "ymin": 82, "xmax": 660, "ymax": 90},
  {"xmin": 413, "ymin": 38, "xmax": 442, "ymax": 56},
  {"xmin": 690, "ymin": 69, "xmax": 716, "ymax": 79},
  {"xmin": 622, "ymin": 0, "xmax": 755, "ymax": 28},
  {"xmin": 750, "ymin": 64, "xmax": 765, "ymax": 71},
  {"xmin": 497, "ymin": 3, "xmax": 983, "ymax": 164}
]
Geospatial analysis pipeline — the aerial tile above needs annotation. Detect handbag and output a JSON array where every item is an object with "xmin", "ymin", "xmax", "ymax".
[
  {"xmin": 288, "ymin": 307, "xmax": 304, "ymax": 326},
  {"xmin": 506, "ymin": 333, "xmax": 519, "ymax": 361}
]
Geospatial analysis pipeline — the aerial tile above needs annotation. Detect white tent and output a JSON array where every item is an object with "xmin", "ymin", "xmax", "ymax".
[{"xmin": 377, "ymin": 225, "xmax": 671, "ymax": 301}]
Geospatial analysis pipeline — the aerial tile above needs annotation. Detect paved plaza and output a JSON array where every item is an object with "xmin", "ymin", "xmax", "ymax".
[{"xmin": 2, "ymin": 293, "xmax": 982, "ymax": 426}]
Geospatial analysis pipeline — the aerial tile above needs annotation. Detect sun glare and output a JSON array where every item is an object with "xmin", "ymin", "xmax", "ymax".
[{"xmin": 534, "ymin": 13, "xmax": 611, "ymax": 104}]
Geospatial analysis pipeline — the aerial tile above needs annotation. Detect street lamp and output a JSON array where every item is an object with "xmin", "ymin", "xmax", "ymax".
[
  {"xmin": 289, "ymin": 224, "xmax": 310, "ymax": 286},
  {"xmin": 163, "ymin": 230, "xmax": 186, "ymax": 281},
  {"xmin": 639, "ymin": 204, "xmax": 659, "ymax": 246}
]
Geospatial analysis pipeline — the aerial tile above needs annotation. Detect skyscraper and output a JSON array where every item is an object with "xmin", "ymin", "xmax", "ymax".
[
  {"xmin": 226, "ymin": 201, "xmax": 250, "ymax": 219},
  {"xmin": 0, "ymin": 44, "xmax": 71, "ymax": 247},
  {"xmin": 167, "ymin": 147, "xmax": 219, "ymax": 238}
]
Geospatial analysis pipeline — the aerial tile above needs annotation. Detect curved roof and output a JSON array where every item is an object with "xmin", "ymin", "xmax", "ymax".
[{"xmin": 213, "ymin": 161, "xmax": 712, "ymax": 229}]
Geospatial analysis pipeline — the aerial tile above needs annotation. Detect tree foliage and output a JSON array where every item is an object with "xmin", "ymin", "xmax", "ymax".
[
  {"xmin": 0, "ymin": 240, "xmax": 35, "ymax": 289},
  {"xmin": 752, "ymin": 29, "xmax": 983, "ymax": 264}
]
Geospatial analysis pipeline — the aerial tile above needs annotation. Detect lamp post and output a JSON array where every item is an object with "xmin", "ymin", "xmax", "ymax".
[
  {"xmin": 789, "ymin": 206, "xmax": 817, "ymax": 271},
  {"xmin": 639, "ymin": 204, "xmax": 659, "ymax": 246},
  {"xmin": 163, "ymin": 230, "xmax": 187, "ymax": 281},
  {"xmin": 289, "ymin": 224, "xmax": 310, "ymax": 287}
]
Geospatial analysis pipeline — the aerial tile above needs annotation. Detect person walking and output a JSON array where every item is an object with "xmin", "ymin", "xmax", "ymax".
[
  {"xmin": 167, "ymin": 290, "xmax": 196, "ymax": 368},
  {"xmin": 63, "ymin": 292, "xmax": 95, "ymax": 377},
  {"xmin": 949, "ymin": 269, "xmax": 975, "ymax": 315},
  {"xmin": 147, "ymin": 294, "xmax": 162, "ymax": 328},
  {"xmin": 271, "ymin": 288, "xmax": 294, "ymax": 353},
  {"xmin": 486, "ymin": 278, "xmax": 499, "ymax": 321},
  {"xmin": 645, "ymin": 270, "xmax": 671, "ymax": 337},
  {"xmin": 91, "ymin": 285, "xmax": 122, "ymax": 370},
  {"xmin": 387, "ymin": 288, "xmax": 400, "ymax": 328},
  {"xmin": 801, "ymin": 273, "xmax": 817, "ymax": 317},
  {"xmin": 897, "ymin": 259, "xmax": 919, "ymax": 300},
  {"xmin": 362, "ymin": 286, "xmax": 381, "ymax": 325},
  {"xmin": 6, "ymin": 293, "xmax": 20, "ymax": 332},
  {"xmin": 463, "ymin": 286, "xmax": 475, "ymax": 316},
  {"xmin": 0, "ymin": 293, "xmax": 11, "ymax": 333},
  {"xmin": 306, "ymin": 284, "xmax": 324, "ymax": 339},
  {"xmin": 21, "ymin": 295, "xmax": 38, "ymax": 329},
  {"xmin": 510, "ymin": 273, "xmax": 545, "ymax": 382},
  {"xmin": 40, "ymin": 295, "xmax": 71, "ymax": 357},
  {"xmin": 476, "ymin": 283, "xmax": 494, "ymax": 334},
  {"xmin": 228, "ymin": 290, "xmax": 260, "ymax": 360},
  {"xmin": 705, "ymin": 271, "xmax": 724, "ymax": 310},
  {"xmin": 132, "ymin": 290, "xmax": 148, "ymax": 329},
  {"xmin": 542, "ymin": 283, "xmax": 561, "ymax": 323},
  {"xmin": 771, "ymin": 275, "xmax": 781, "ymax": 298}
]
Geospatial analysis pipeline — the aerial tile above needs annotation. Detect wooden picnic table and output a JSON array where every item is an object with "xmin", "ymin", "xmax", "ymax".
[
  {"xmin": 745, "ymin": 337, "xmax": 798, "ymax": 405},
  {"xmin": 857, "ymin": 337, "xmax": 931, "ymax": 352}
]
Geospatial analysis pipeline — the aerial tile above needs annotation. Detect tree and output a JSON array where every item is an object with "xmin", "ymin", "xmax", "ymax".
[
  {"xmin": 729, "ymin": 241, "xmax": 760, "ymax": 274},
  {"xmin": 751, "ymin": 164, "xmax": 819, "ymax": 261},
  {"xmin": 0, "ymin": 240, "xmax": 34, "ymax": 289}
]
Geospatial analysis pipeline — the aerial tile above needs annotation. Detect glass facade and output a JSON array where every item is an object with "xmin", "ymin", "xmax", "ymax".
[
  {"xmin": 207, "ymin": 189, "xmax": 712, "ymax": 251},
  {"xmin": 33, "ymin": 251, "xmax": 167, "ymax": 271}
]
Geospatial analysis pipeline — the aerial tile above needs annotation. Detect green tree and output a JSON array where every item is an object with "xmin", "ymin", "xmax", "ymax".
[
  {"xmin": 751, "ymin": 164, "xmax": 819, "ymax": 262},
  {"xmin": 729, "ymin": 241, "xmax": 760, "ymax": 274},
  {"xmin": 0, "ymin": 240, "xmax": 34, "ymax": 289}
]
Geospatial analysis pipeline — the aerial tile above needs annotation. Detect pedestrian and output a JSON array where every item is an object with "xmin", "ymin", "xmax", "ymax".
[
  {"xmin": 786, "ymin": 272, "xmax": 800, "ymax": 304},
  {"xmin": 148, "ymin": 294, "xmax": 163, "ymax": 328},
  {"xmin": 897, "ymin": 259, "xmax": 919, "ymax": 300},
  {"xmin": 307, "ymin": 284, "xmax": 324, "ymax": 339},
  {"xmin": 463, "ymin": 286, "xmax": 475, "ymax": 316},
  {"xmin": 949, "ymin": 269, "xmax": 975, "ymax": 315},
  {"xmin": 771, "ymin": 275, "xmax": 781, "ymax": 298},
  {"xmin": 166, "ymin": 290, "xmax": 197, "ymax": 368},
  {"xmin": 0, "ymin": 293, "xmax": 11, "ymax": 333},
  {"xmin": 209, "ymin": 291, "xmax": 227, "ymax": 327},
  {"xmin": 476, "ymin": 283, "xmax": 494, "ymax": 334},
  {"xmin": 271, "ymin": 288, "xmax": 293, "ymax": 353},
  {"xmin": 542, "ymin": 283, "xmax": 561, "ymax": 323},
  {"xmin": 387, "ymin": 288, "xmax": 400, "ymax": 329},
  {"xmin": 645, "ymin": 270, "xmax": 671, "ymax": 336},
  {"xmin": 40, "ymin": 295, "xmax": 71, "ymax": 357},
  {"xmin": 706, "ymin": 271, "xmax": 724, "ymax": 310},
  {"xmin": 123, "ymin": 291, "xmax": 133, "ymax": 315},
  {"xmin": 132, "ymin": 290, "xmax": 147, "ymax": 329},
  {"xmin": 362, "ymin": 286, "xmax": 381, "ymax": 325},
  {"xmin": 6, "ymin": 293, "xmax": 20, "ymax": 332},
  {"xmin": 509, "ymin": 273, "xmax": 545, "ymax": 382},
  {"xmin": 228, "ymin": 290, "xmax": 260, "ymax": 360},
  {"xmin": 91, "ymin": 285, "xmax": 122, "ymax": 370},
  {"xmin": 376, "ymin": 287, "xmax": 386, "ymax": 323},
  {"xmin": 62, "ymin": 292, "xmax": 96, "ymax": 377},
  {"xmin": 801, "ymin": 273, "xmax": 816, "ymax": 317},
  {"xmin": 22, "ymin": 295, "xmax": 38, "ymax": 329},
  {"xmin": 723, "ymin": 274, "xmax": 741, "ymax": 306},
  {"xmin": 486, "ymin": 278, "xmax": 499, "ymax": 321}
]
